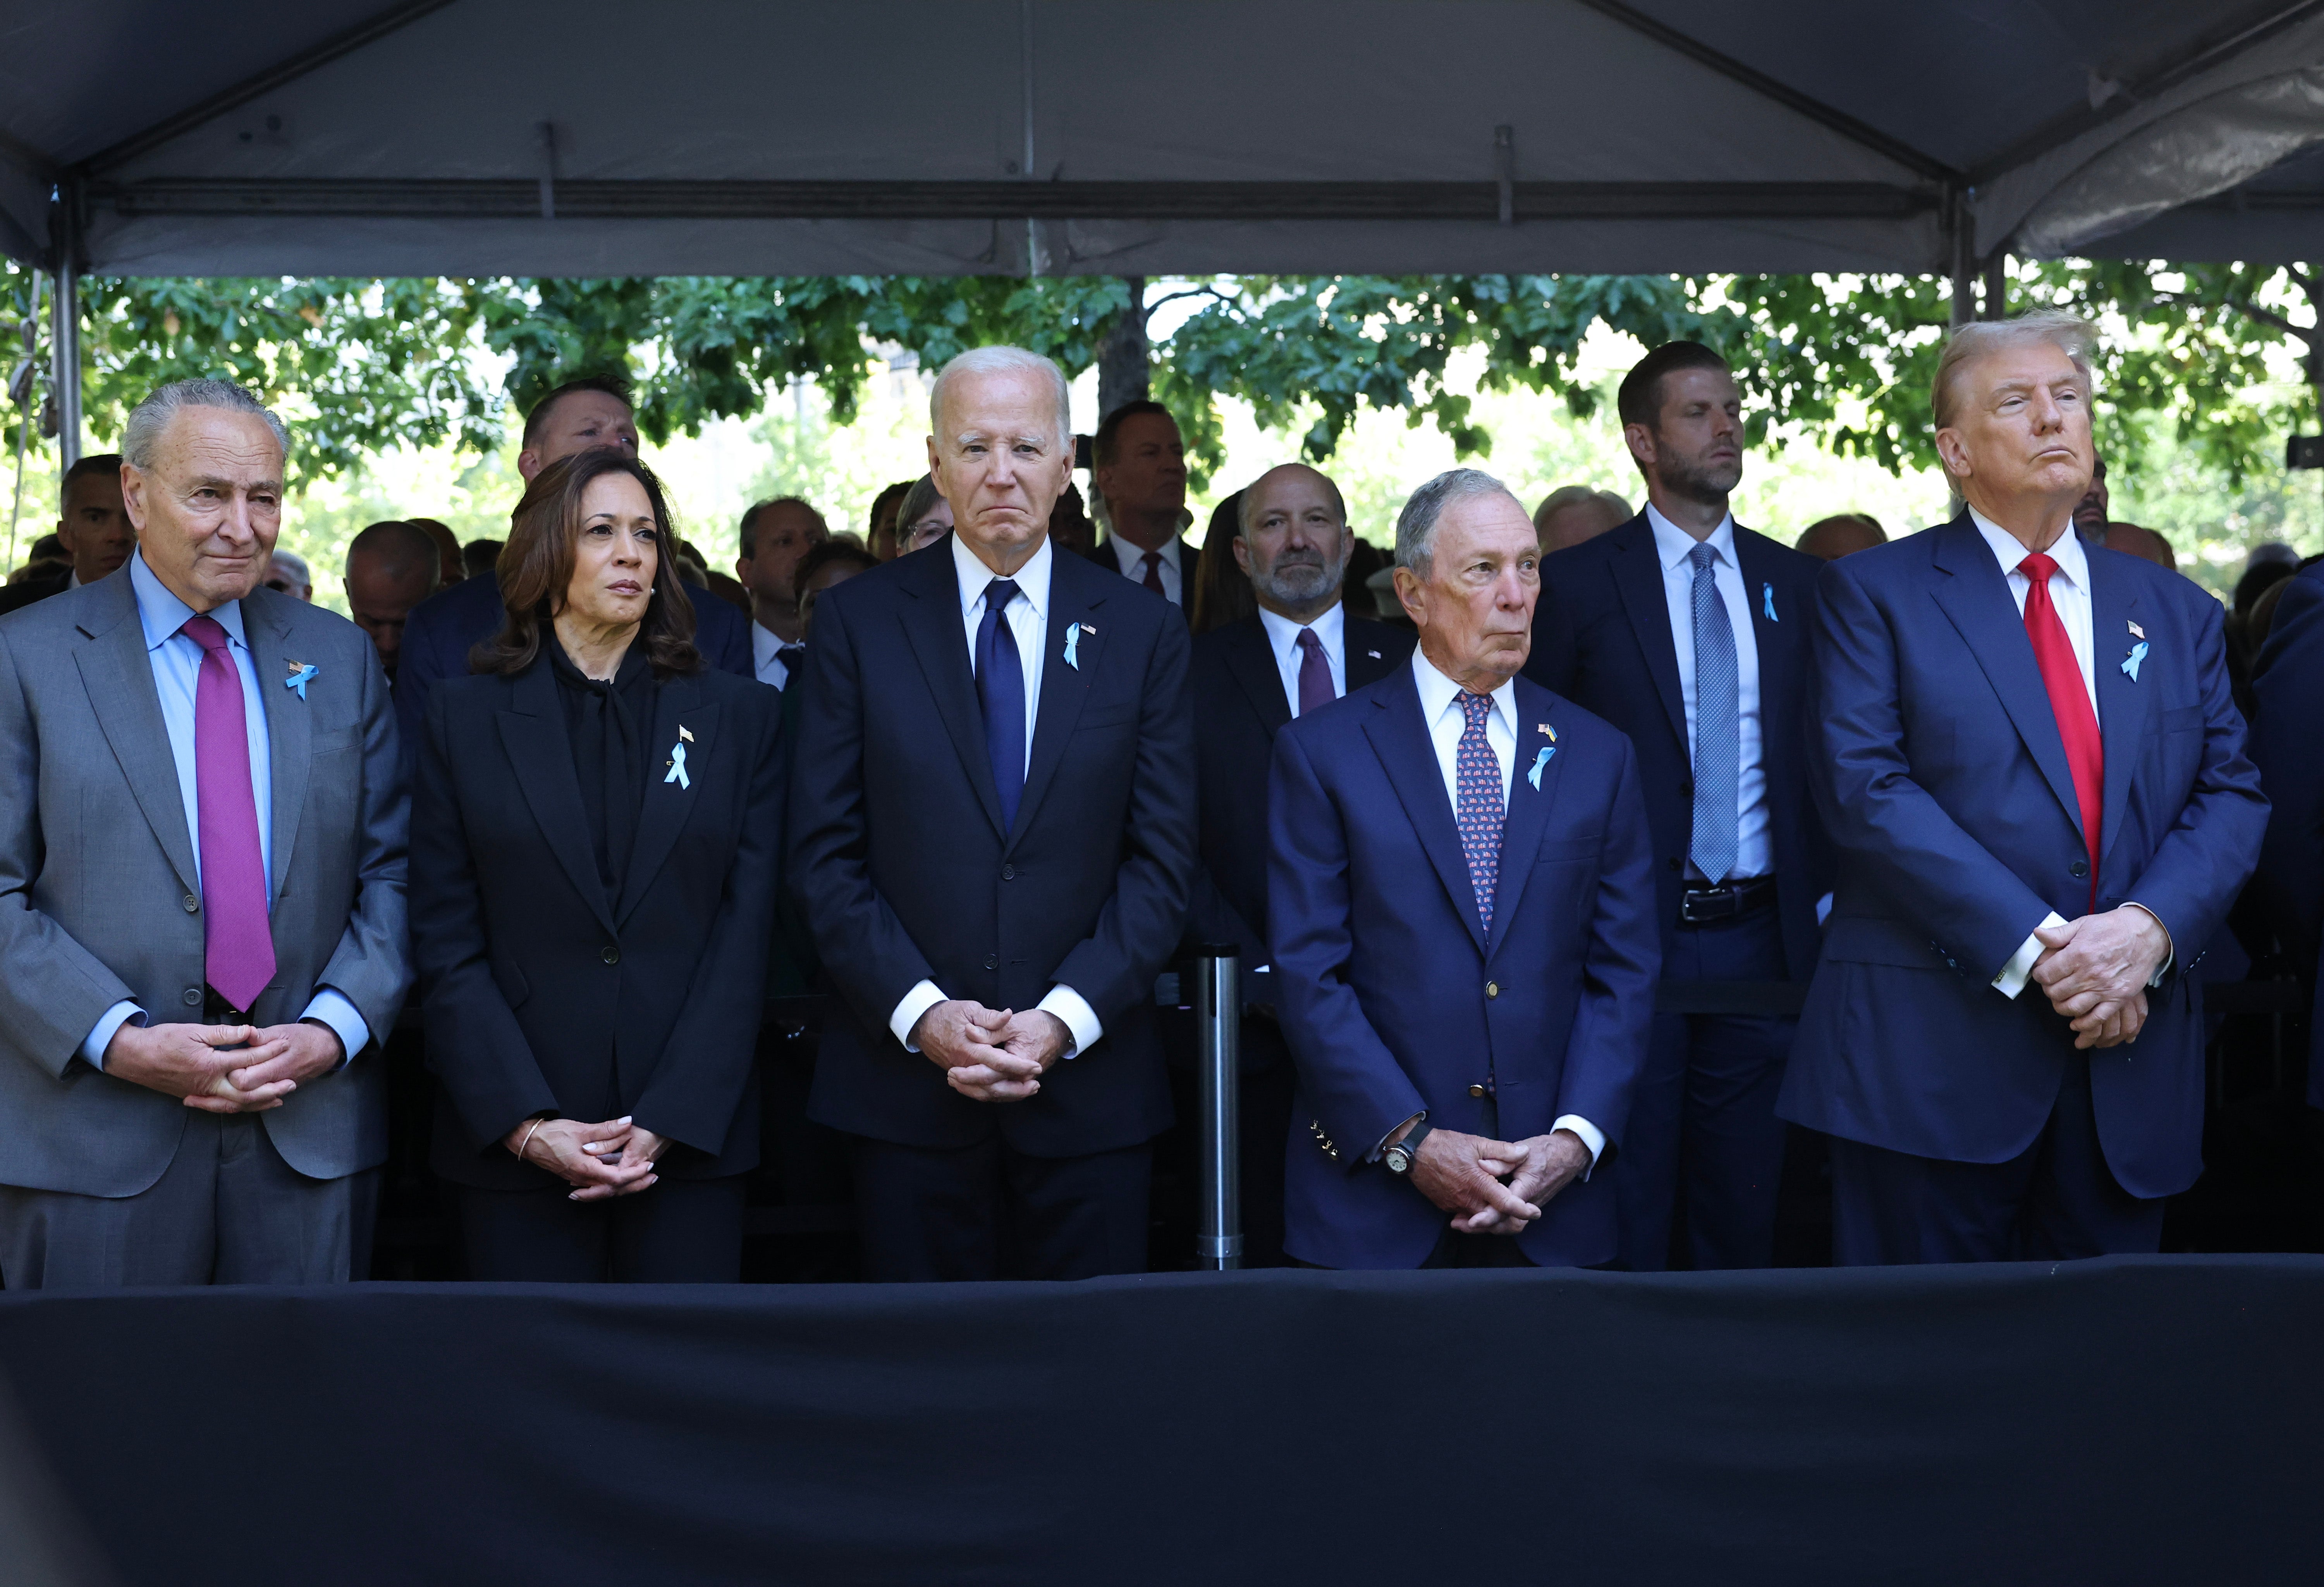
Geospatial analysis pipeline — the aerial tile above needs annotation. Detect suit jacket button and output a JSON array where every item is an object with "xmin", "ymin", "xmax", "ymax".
[
  {"xmin": 1485, "ymin": 981, "xmax": 1499, "ymax": 998},
  {"xmin": 182, "ymin": 894, "xmax": 199, "ymax": 913},
  {"xmin": 984, "ymin": 954, "xmax": 999, "ymax": 971},
  {"xmin": 182, "ymin": 988, "xmax": 201, "ymax": 1006},
  {"xmin": 602, "ymin": 945, "xmax": 620, "ymax": 965},
  {"xmin": 1002, "ymin": 864, "xmax": 1016, "ymax": 880},
  {"xmin": 1468, "ymin": 1083, "xmax": 1486, "ymax": 1098},
  {"xmin": 2069, "ymin": 860, "xmax": 2089, "ymax": 878}
]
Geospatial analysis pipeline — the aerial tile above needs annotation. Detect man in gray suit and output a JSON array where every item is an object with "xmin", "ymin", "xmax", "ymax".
[{"xmin": 0, "ymin": 379, "xmax": 409, "ymax": 1288}]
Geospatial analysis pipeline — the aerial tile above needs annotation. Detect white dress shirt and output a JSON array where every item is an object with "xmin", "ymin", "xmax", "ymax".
[
  {"xmin": 886, "ymin": 532, "xmax": 1102, "ymax": 1058},
  {"xmin": 1407, "ymin": 651, "xmax": 1604, "ymax": 1169},
  {"xmin": 1257, "ymin": 600, "xmax": 1345, "ymax": 717},
  {"xmin": 81, "ymin": 552, "xmax": 370, "ymax": 1067},
  {"xmin": 1105, "ymin": 534, "xmax": 1187, "ymax": 606},
  {"xmin": 1645, "ymin": 504, "xmax": 1769, "ymax": 880},
  {"xmin": 751, "ymin": 620, "xmax": 796, "ymax": 690}
]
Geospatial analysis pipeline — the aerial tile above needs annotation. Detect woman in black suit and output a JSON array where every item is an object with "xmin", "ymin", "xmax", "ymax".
[{"xmin": 411, "ymin": 450, "xmax": 784, "ymax": 1281}]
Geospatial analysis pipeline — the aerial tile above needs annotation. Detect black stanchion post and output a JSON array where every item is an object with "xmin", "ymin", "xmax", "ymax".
[{"xmin": 1193, "ymin": 945, "xmax": 1243, "ymax": 1272}]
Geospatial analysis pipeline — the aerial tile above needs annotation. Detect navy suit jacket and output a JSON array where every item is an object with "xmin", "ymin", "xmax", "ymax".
[
  {"xmin": 1186, "ymin": 609, "xmax": 1414, "ymax": 971},
  {"xmin": 396, "ymin": 571, "xmax": 753, "ymax": 774},
  {"xmin": 1778, "ymin": 515, "xmax": 2267, "ymax": 1198},
  {"xmin": 1268, "ymin": 666, "xmax": 1659, "ymax": 1269},
  {"xmin": 2247, "ymin": 560, "xmax": 2324, "ymax": 1106},
  {"xmin": 788, "ymin": 535, "xmax": 1198, "ymax": 1156},
  {"xmin": 1526, "ymin": 513, "xmax": 1829, "ymax": 976}
]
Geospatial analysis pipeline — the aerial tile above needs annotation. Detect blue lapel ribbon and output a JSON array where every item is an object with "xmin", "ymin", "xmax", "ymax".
[
  {"xmin": 664, "ymin": 742, "xmax": 691, "ymax": 789},
  {"xmin": 1762, "ymin": 582, "xmax": 1778, "ymax": 622},
  {"xmin": 2121, "ymin": 640, "xmax": 2149, "ymax": 683},
  {"xmin": 284, "ymin": 662, "xmax": 316, "ymax": 700}
]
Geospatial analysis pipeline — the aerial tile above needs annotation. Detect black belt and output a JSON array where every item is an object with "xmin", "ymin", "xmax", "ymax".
[{"xmin": 1679, "ymin": 874, "xmax": 1776, "ymax": 926}]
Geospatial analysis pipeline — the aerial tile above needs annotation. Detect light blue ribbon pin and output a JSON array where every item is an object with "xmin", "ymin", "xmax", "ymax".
[
  {"xmin": 664, "ymin": 741, "xmax": 690, "ymax": 790},
  {"xmin": 1527, "ymin": 745, "xmax": 1554, "ymax": 790},
  {"xmin": 1062, "ymin": 623, "xmax": 1081, "ymax": 670},
  {"xmin": 1762, "ymin": 583, "xmax": 1778, "ymax": 622},
  {"xmin": 284, "ymin": 661, "xmax": 316, "ymax": 700},
  {"xmin": 2122, "ymin": 640, "xmax": 2149, "ymax": 683}
]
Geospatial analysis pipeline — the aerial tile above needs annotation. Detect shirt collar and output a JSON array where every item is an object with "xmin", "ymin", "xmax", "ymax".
[
  {"xmin": 129, "ymin": 548, "xmax": 250, "ymax": 654},
  {"xmin": 1108, "ymin": 535, "xmax": 1177, "ymax": 577},
  {"xmin": 1645, "ymin": 503, "xmax": 1737, "ymax": 573},
  {"xmin": 1411, "ymin": 645, "xmax": 1514, "ymax": 731},
  {"xmin": 954, "ymin": 530, "xmax": 1052, "ymax": 623},
  {"xmin": 1257, "ymin": 599, "xmax": 1344, "ymax": 661},
  {"xmin": 1970, "ymin": 507, "xmax": 2089, "ymax": 591},
  {"xmin": 752, "ymin": 621, "xmax": 779, "ymax": 670}
]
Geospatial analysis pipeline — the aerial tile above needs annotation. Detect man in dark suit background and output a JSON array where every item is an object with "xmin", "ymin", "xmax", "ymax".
[
  {"xmin": 790, "ymin": 345, "xmax": 1197, "ymax": 1281},
  {"xmin": 1085, "ymin": 400, "xmax": 1196, "ymax": 608},
  {"xmin": 0, "ymin": 454, "xmax": 133, "ymax": 616},
  {"xmin": 1780, "ymin": 312, "xmax": 2265, "ymax": 1263},
  {"xmin": 1269, "ymin": 468, "xmax": 1658, "ymax": 1269},
  {"xmin": 2247, "ymin": 556, "xmax": 2324, "ymax": 1112},
  {"xmin": 1186, "ymin": 462, "xmax": 1413, "ymax": 1264},
  {"xmin": 1525, "ymin": 341, "xmax": 1828, "ymax": 1271},
  {"xmin": 394, "ymin": 376, "xmax": 752, "ymax": 766}
]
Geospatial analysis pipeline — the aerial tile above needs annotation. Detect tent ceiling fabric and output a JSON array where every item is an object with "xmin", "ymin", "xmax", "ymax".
[{"xmin": 5, "ymin": 0, "xmax": 2324, "ymax": 278}]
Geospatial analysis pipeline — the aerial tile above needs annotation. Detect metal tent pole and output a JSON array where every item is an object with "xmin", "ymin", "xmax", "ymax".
[
  {"xmin": 48, "ymin": 187, "xmax": 81, "ymax": 468},
  {"xmin": 1193, "ymin": 947, "xmax": 1243, "ymax": 1272}
]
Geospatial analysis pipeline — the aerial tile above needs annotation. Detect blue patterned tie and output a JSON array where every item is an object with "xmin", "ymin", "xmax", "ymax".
[
  {"xmin": 976, "ymin": 578, "xmax": 1025, "ymax": 832},
  {"xmin": 1688, "ymin": 542, "xmax": 1740, "ymax": 883},
  {"xmin": 1454, "ymin": 690, "xmax": 1505, "ymax": 936}
]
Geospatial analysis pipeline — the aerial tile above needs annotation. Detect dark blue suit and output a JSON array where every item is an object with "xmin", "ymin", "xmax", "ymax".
[
  {"xmin": 2247, "ymin": 562, "xmax": 2324, "ymax": 1108},
  {"xmin": 1526, "ymin": 513, "xmax": 1828, "ymax": 1269},
  {"xmin": 396, "ymin": 572, "xmax": 753, "ymax": 773},
  {"xmin": 788, "ymin": 536, "xmax": 1197, "ymax": 1279},
  {"xmin": 1779, "ymin": 515, "xmax": 2266, "ymax": 1262},
  {"xmin": 1267, "ymin": 665, "xmax": 1659, "ymax": 1270}
]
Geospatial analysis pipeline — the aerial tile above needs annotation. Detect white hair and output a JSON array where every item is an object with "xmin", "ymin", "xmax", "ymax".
[
  {"xmin": 121, "ymin": 378, "xmax": 290, "ymax": 472},
  {"xmin": 1395, "ymin": 468, "xmax": 1518, "ymax": 577},
  {"xmin": 928, "ymin": 346, "xmax": 1072, "ymax": 450},
  {"xmin": 1932, "ymin": 310, "xmax": 2098, "ymax": 432}
]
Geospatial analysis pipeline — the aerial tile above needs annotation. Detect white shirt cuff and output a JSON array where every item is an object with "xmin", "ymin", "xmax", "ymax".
[
  {"xmin": 80, "ymin": 1001, "xmax": 146, "ymax": 1069},
  {"xmin": 1993, "ymin": 913, "xmax": 2068, "ymax": 999},
  {"xmin": 1036, "ymin": 985, "xmax": 1102, "ymax": 1060},
  {"xmin": 299, "ymin": 990, "xmax": 371, "ymax": 1071},
  {"xmin": 1552, "ymin": 1114, "xmax": 1605, "ymax": 1180},
  {"xmin": 890, "ymin": 980, "xmax": 947, "ymax": 1053}
]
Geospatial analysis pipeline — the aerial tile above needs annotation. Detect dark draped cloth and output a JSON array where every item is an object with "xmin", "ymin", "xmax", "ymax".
[{"xmin": 546, "ymin": 636, "xmax": 654, "ymax": 905}]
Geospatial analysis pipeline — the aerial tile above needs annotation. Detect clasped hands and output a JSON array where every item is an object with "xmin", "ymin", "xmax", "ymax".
[
  {"xmin": 1401, "ymin": 1124, "xmax": 1592, "ymax": 1237},
  {"xmin": 2030, "ymin": 905, "xmax": 2171, "ymax": 1050},
  {"xmin": 504, "ymin": 1115, "xmax": 672, "ymax": 1201},
  {"xmin": 911, "ymin": 1000, "xmax": 1070, "ymax": 1103},
  {"xmin": 103, "ymin": 1019, "xmax": 344, "ymax": 1114}
]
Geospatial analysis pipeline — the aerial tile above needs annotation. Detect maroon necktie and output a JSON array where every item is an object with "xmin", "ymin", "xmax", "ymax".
[
  {"xmin": 1140, "ymin": 550, "xmax": 1165, "ymax": 596},
  {"xmin": 1294, "ymin": 627, "xmax": 1334, "ymax": 717},
  {"xmin": 2018, "ymin": 552, "xmax": 2103, "ymax": 907},
  {"xmin": 181, "ymin": 615, "xmax": 276, "ymax": 1012}
]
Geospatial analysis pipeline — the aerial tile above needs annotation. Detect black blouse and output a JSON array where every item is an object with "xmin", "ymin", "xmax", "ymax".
[{"xmin": 546, "ymin": 636, "xmax": 655, "ymax": 905}]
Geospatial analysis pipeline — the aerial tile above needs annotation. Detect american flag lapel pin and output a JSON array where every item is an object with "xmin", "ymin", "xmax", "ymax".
[{"xmin": 2128, "ymin": 620, "xmax": 2145, "ymax": 639}]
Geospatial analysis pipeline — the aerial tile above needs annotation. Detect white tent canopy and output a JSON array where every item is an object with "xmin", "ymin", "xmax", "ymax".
[{"xmin": 9, "ymin": 0, "xmax": 2324, "ymax": 284}]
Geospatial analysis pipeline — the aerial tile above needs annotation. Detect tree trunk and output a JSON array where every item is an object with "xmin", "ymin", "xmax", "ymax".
[{"xmin": 1095, "ymin": 276, "xmax": 1149, "ymax": 424}]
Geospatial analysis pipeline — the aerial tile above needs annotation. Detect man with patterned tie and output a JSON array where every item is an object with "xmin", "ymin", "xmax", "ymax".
[
  {"xmin": 789, "ymin": 346, "xmax": 1196, "ymax": 1281},
  {"xmin": 1780, "ymin": 313, "xmax": 2265, "ymax": 1264},
  {"xmin": 1084, "ymin": 400, "xmax": 1196, "ymax": 608},
  {"xmin": 1184, "ymin": 463, "xmax": 1415, "ymax": 1263},
  {"xmin": 1525, "ymin": 341, "xmax": 1829, "ymax": 1271},
  {"xmin": 0, "ymin": 379, "xmax": 409, "ymax": 1288},
  {"xmin": 1267, "ymin": 469, "xmax": 1658, "ymax": 1269}
]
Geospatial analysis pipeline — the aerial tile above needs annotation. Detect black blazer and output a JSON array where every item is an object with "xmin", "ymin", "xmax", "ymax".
[
  {"xmin": 1525, "ymin": 513, "xmax": 1832, "ymax": 980},
  {"xmin": 0, "ymin": 571, "xmax": 70, "ymax": 617},
  {"xmin": 411, "ymin": 654, "xmax": 786, "ymax": 1189},
  {"xmin": 789, "ymin": 535, "xmax": 1198, "ymax": 1156},
  {"xmin": 1186, "ymin": 609, "xmax": 1414, "ymax": 968}
]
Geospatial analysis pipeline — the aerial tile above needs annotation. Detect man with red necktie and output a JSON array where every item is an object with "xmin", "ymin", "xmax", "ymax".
[
  {"xmin": 1779, "ymin": 313, "xmax": 2265, "ymax": 1264},
  {"xmin": 0, "ymin": 379, "xmax": 408, "ymax": 1288}
]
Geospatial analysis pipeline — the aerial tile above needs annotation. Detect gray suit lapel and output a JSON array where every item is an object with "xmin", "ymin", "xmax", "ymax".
[{"xmin": 72, "ymin": 582, "xmax": 199, "ymax": 900}]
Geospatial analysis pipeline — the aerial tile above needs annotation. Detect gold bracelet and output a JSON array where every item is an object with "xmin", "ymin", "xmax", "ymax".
[{"xmin": 515, "ymin": 1117, "xmax": 548, "ymax": 1166}]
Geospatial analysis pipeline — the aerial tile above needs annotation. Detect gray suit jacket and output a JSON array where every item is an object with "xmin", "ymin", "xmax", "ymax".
[{"xmin": 0, "ymin": 568, "xmax": 409, "ymax": 1196}]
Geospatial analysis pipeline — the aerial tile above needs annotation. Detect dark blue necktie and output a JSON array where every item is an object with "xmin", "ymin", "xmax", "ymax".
[{"xmin": 976, "ymin": 578, "xmax": 1026, "ymax": 832}]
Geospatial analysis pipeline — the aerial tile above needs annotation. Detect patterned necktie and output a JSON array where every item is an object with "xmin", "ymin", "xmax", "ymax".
[
  {"xmin": 1293, "ymin": 627, "xmax": 1334, "ymax": 717},
  {"xmin": 1687, "ymin": 541, "xmax": 1740, "ymax": 883},
  {"xmin": 2019, "ymin": 551, "xmax": 2104, "ymax": 905},
  {"xmin": 180, "ymin": 614, "xmax": 275, "ymax": 1012},
  {"xmin": 1140, "ymin": 550, "xmax": 1165, "ymax": 596},
  {"xmin": 1454, "ymin": 690, "xmax": 1505, "ymax": 936},
  {"xmin": 975, "ymin": 578, "xmax": 1026, "ymax": 833}
]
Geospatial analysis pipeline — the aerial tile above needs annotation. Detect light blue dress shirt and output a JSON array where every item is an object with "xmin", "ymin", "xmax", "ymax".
[{"xmin": 79, "ymin": 552, "xmax": 369, "ymax": 1069}]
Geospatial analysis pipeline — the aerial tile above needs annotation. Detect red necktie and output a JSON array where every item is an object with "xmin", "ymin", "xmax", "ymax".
[
  {"xmin": 2018, "ymin": 552, "xmax": 2102, "ymax": 907},
  {"xmin": 1140, "ymin": 550, "xmax": 1165, "ymax": 596}
]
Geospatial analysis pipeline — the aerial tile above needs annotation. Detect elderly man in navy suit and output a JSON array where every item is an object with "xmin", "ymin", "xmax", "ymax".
[
  {"xmin": 1780, "ymin": 312, "xmax": 2266, "ymax": 1264},
  {"xmin": 789, "ymin": 346, "xmax": 1196, "ymax": 1282},
  {"xmin": 1269, "ymin": 469, "xmax": 1658, "ymax": 1269},
  {"xmin": 1526, "ymin": 341, "xmax": 1828, "ymax": 1271}
]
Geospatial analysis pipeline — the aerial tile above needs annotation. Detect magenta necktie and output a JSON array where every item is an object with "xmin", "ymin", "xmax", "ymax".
[
  {"xmin": 181, "ymin": 615, "xmax": 275, "ymax": 1012},
  {"xmin": 1294, "ymin": 627, "xmax": 1334, "ymax": 717}
]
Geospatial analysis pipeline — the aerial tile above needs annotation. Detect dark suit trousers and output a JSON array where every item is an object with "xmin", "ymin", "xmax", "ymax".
[
  {"xmin": 1827, "ymin": 1052, "xmax": 2164, "ymax": 1265},
  {"xmin": 851, "ymin": 1136, "xmax": 1151, "ymax": 1282},
  {"xmin": 1618, "ymin": 902, "xmax": 1793, "ymax": 1272},
  {"xmin": 0, "ymin": 1112, "xmax": 377, "ymax": 1288},
  {"xmin": 457, "ymin": 1176, "xmax": 745, "ymax": 1282}
]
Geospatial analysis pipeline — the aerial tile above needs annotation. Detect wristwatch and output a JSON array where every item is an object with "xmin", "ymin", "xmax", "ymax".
[{"xmin": 1382, "ymin": 1120, "xmax": 1434, "ymax": 1176}]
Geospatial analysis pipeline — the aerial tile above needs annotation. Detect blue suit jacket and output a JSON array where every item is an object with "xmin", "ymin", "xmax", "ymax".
[
  {"xmin": 1525, "ymin": 513, "xmax": 1831, "ymax": 977},
  {"xmin": 2247, "ymin": 561, "xmax": 2324, "ymax": 1107},
  {"xmin": 395, "ymin": 571, "xmax": 753, "ymax": 775},
  {"xmin": 1777, "ymin": 515, "xmax": 2267, "ymax": 1197},
  {"xmin": 1267, "ymin": 665, "xmax": 1659, "ymax": 1269}
]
